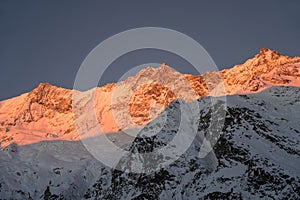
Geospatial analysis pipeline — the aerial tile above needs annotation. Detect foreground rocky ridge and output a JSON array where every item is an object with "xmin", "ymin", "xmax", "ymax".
[{"xmin": 0, "ymin": 86, "xmax": 299, "ymax": 199}]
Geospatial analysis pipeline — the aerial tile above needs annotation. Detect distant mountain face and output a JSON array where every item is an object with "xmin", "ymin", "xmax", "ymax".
[
  {"xmin": 0, "ymin": 48, "xmax": 299, "ymax": 147},
  {"xmin": 0, "ymin": 86, "xmax": 299, "ymax": 199},
  {"xmin": 220, "ymin": 47, "xmax": 300, "ymax": 93}
]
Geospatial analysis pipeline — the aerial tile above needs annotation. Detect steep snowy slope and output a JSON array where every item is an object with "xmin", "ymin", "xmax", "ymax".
[
  {"xmin": 87, "ymin": 86, "xmax": 300, "ymax": 199},
  {"xmin": 0, "ymin": 86, "xmax": 299, "ymax": 199}
]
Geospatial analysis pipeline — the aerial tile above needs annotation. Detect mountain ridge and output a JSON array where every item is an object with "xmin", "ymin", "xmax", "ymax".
[{"xmin": 0, "ymin": 47, "xmax": 300, "ymax": 147}]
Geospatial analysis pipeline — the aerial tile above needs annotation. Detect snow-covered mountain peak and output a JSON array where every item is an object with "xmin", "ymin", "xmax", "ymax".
[
  {"xmin": 257, "ymin": 47, "xmax": 281, "ymax": 59},
  {"xmin": 27, "ymin": 83, "xmax": 72, "ymax": 112},
  {"xmin": 219, "ymin": 48, "xmax": 300, "ymax": 94},
  {"xmin": 1, "ymin": 48, "xmax": 300, "ymax": 147},
  {"xmin": 136, "ymin": 62, "xmax": 174, "ymax": 74}
]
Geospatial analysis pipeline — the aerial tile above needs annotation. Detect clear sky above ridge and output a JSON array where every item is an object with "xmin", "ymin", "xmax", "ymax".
[{"xmin": 0, "ymin": 0, "xmax": 299, "ymax": 100}]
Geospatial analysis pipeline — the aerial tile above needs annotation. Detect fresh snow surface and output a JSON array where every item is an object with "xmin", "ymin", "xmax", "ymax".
[{"xmin": 0, "ymin": 86, "xmax": 299, "ymax": 199}]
